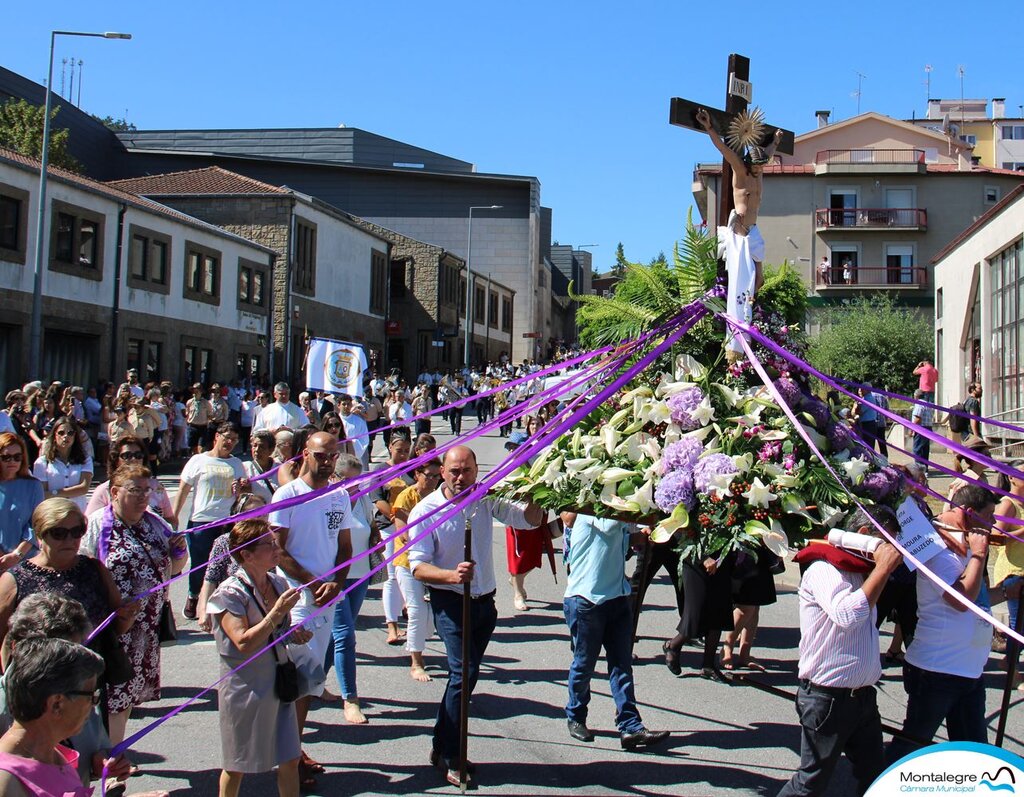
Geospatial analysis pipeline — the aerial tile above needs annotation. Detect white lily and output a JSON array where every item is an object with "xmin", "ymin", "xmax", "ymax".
[
  {"xmin": 742, "ymin": 477, "xmax": 778, "ymax": 508},
  {"xmin": 527, "ymin": 448, "xmax": 554, "ymax": 481},
  {"xmin": 621, "ymin": 385, "xmax": 654, "ymax": 402},
  {"xmin": 681, "ymin": 425, "xmax": 713, "ymax": 444},
  {"xmin": 713, "ymin": 382, "xmax": 742, "ymax": 408},
  {"xmin": 841, "ymin": 456, "xmax": 871, "ymax": 485},
  {"xmin": 599, "ymin": 483, "xmax": 639, "ymax": 513},
  {"xmin": 761, "ymin": 462, "xmax": 784, "ymax": 477},
  {"xmin": 607, "ymin": 407, "xmax": 632, "ymax": 430},
  {"xmin": 662, "ymin": 422, "xmax": 683, "ymax": 445},
  {"xmin": 773, "ymin": 473, "xmax": 799, "ymax": 488},
  {"xmin": 643, "ymin": 400, "xmax": 673, "ymax": 426},
  {"xmin": 758, "ymin": 430, "xmax": 789, "ymax": 441},
  {"xmin": 617, "ymin": 432, "xmax": 655, "ymax": 463},
  {"xmin": 690, "ymin": 398, "xmax": 717, "ymax": 426},
  {"xmin": 578, "ymin": 463, "xmax": 606, "ymax": 489},
  {"xmin": 540, "ymin": 456, "xmax": 564, "ymax": 486},
  {"xmin": 707, "ymin": 472, "xmax": 737, "ymax": 500},
  {"xmin": 746, "ymin": 519, "xmax": 790, "ymax": 557},
  {"xmin": 601, "ymin": 425, "xmax": 621, "ymax": 457},
  {"xmin": 564, "ymin": 457, "xmax": 598, "ymax": 474},
  {"xmin": 638, "ymin": 435, "xmax": 662, "ymax": 461},
  {"xmin": 655, "ymin": 380, "xmax": 696, "ymax": 399},
  {"xmin": 731, "ymin": 452, "xmax": 754, "ymax": 474},
  {"xmin": 598, "ymin": 467, "xmax": 636, "ymax": 485},
  {"xmin": 631, "ymin": 478, "xmax": 657, "ymax": 513}
]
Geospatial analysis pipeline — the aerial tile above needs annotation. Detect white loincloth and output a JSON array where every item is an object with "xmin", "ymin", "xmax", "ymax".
[{"xmin": 717, "ymin": 212, "xmax": 765, "ymax": 354}]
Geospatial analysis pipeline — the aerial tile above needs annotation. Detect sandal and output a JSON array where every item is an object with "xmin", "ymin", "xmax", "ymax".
[
  {"xmin": 300, "ymin": 751, "xmax": 325, "ymax": 774},
  {"xmin": 297, "ymin": 760, "xmax": 318, "ymax": 791},
  {"xmin": 662, "ymin": 641, "xmax": 681, "ymax": 676},
  {"xmin": 700, "ymin": 666, "xmax": 733, "ymax": 685}
]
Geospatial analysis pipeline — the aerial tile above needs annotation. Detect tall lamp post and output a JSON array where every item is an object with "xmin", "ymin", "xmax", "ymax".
[
  {"xmin": 29, "ymin": 29, "xmax": 131, "ymax": 380},
  {"xmin": 463, "ymin": 204, "xmax": 501, "ymax": 369}
]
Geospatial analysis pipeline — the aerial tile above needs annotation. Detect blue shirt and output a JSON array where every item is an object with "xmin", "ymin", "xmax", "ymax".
[
  {"xmin": 0, "ymin": 478, "xmax": 43, "ymax": 553},
  {"xmin": 565, "ymin": 514, "xmax": 632, "ymax": 605}
]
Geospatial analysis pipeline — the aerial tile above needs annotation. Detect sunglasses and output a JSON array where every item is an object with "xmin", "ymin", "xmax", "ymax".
[
  {"xmin": 0, "ymin": 453, "xmax": 22, "ymax": 463},
  {"xmin": 123, "ymin": 487, "xmax": 154, "ymax": 499},
  {"xmin": 324, "ymin": 422, "xmax": 342, "ymax": 430},
  {"xmin": 44, "ymin": 523, "xmax": 87, "ymax": 541},
  {"xmin": 310, "ymin": 450, "xmax": 340, "ymax": 463},
  {"xmin": 118, "ymin": 451, "xmax": 145, "ymax": 461},
  {"xmin": 66, "ymin": 688, "xmax": 102, "ymax": 706}
]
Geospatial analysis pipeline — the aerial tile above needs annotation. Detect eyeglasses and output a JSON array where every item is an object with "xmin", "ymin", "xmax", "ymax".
[
  {"xmin": 123, "ymin": 487, "xmax": 154, "ymax": 499},
  {"xmin": 118, "ymin": 451, "xmax": 145, "ymax": 461},
  {"xmin": 310, "ymin": 450, "xmax": 340, "ymax": 463},
  {"xmin": 66, "ymin": 688, "xmax": 102, "ymax": 706},
  {"xmin": 43, "ymin": 523, "xmax": 87, "ymax": 541},
  {"xmin": 0, "ymin": 453, "xmax": 22, "ymax": 463}
]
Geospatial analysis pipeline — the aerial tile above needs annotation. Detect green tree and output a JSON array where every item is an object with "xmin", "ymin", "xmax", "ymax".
[
  {"xmin": 611, "ymin": 242, "xmax": 628, "ymax": 278},
  {"xmin": 806, "ymin": 295, "xmax": 932, "ymax": 394},
  {"xmin": 92, "ymin": 114, "xmax": 137, "ymax": 133},
  {"xmin": 0, "ymin": 99, "xmax": 79, "ymax": 171}
]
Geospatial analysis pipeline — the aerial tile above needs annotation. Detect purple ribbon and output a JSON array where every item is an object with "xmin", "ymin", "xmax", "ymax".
[
  {"xmin": 101, "ymin": 302, "xmax": 708, "ymax": 791},
  {"xmin": 727, "ymin": 315, "xmax": 1024, "ymax": 649},
  {"xmin": 828, "ymin": 375, "xmax": 1024, "ymax": 437},
  {"xmin": 737, "ymin": 320, "xmax": 1024, "ymax": 485}
]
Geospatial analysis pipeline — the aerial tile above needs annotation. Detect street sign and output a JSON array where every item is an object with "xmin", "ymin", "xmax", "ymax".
[
  {"xmin": 729, "ymin": 73, "xmax": 753, "ymax": 102},
  {"xmin": 522, "ymin": 332, "xmax": 541, "ymax": 339}
]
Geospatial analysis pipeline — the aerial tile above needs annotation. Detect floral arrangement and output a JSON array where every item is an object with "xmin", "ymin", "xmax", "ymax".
[{"xmin": 496, "ymin": 357, "xmax": 906, "ymax": 564}]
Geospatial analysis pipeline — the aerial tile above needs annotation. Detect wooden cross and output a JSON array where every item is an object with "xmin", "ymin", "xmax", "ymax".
[{"xmin": 669, "ymin": 54, "xmax": 795, "ymax": 227}]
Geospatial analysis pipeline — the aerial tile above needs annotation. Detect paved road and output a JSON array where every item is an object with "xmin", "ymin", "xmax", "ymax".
[{"xmin": 119, "ymin": 420, "xmax": 1024, "ymax": 796}]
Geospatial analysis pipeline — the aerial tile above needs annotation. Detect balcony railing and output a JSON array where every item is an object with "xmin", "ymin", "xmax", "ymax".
[
  {"xmin": 816, "ymin": 266, "xmax": 928, "ymax": 289},
  {"xmin": 815, "ymin": 207, "xmax": 927, "ymax": 230},
  {"xmin": 815, "ymin": 149, "xmax": 926, "ymax": 165}
]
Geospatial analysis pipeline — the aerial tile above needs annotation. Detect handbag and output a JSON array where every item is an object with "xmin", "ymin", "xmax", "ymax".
[
  {"xmin": 240, "ymin": 576, "xmax": 300, "ymax": 704},
  {"xmin": 157, "ymin": 600, "xmax": 177, "ymax": 646},
  {"xmin": 94, "ymin": 624, "xmax": 135, "ymax": 686}
]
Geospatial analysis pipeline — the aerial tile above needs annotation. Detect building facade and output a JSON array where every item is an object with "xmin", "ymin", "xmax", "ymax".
[
  {"xmin": 693, "ymin": 112, "xmax": 1024, "ymax": 317},
  {"xmin": 933, "ymin": 185, "xmax": 1024, "ymax": 435},
  {"xmin": 909, "ymin": 98, "xmax": 1024, "ymax": 172},
  {"xmin": 0, "ymin": 149, "xmax": 275, "ymax": 392},
  {"xmin": 108, "ymin": 168, "xmax": 389, "ymax": 386}
]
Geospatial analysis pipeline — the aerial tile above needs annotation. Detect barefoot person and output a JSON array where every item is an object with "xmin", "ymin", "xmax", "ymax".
[{"xmin": 695, "ymin": 107, "xmax": 782, "ymax": 359}]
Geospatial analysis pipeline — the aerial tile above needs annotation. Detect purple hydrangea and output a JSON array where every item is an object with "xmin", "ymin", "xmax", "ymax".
[
  {"xmin": 692, "ymin": 453, "xmax": 738, "ymax": 494},
  {"xmin": 655, "ymin": 469, "xmax": 696, "ymax": 512},
  {"xmin": 856, "ymin": 466, "xmax": 902, "ymax": 502},
  {"xmin": 663, "ymin": 437, "xmax": 703, "ymax": 474},
  {"xmin": 773, "ymin": 378, "xmax": 804, "ymax": 410},
  {"xmin": 803, "ymin": 398, "xmax": 833, "ymax": 430},
  {"xmin": 667, "ymin": 386, "xmax": 706, "ymax": 431},
  {"xmin": 827, "ymin": 422, "xmax": 853, "ymax": 453}
]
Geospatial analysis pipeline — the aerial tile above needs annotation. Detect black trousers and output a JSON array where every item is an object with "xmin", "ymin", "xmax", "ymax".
[{"xmin": 777, "ymin": 683, "xmax": 884, "ymax": 797}]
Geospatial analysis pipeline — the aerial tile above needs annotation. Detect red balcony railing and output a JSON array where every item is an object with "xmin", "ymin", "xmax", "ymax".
[
  {"xmin": 815, "ymin": 149, "xmax": 926, "ymax": 165},
  {"xmin": 815, "ymin": 207, "xmax": 927, "ymax": 229},
  {"xmin": 816, "ymin": 266, "xmax": 928, "ymax": 288}
]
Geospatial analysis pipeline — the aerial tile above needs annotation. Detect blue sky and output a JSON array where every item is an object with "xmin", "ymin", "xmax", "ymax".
[{"xmin": 6, "ymin": 1, "xmax": 1021, "ymax": 272}]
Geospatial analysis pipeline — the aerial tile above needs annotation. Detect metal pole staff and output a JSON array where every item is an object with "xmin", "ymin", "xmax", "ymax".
[{"xmin": 995, "ymin": 595, "xmax": 1024, "ymax": 747}]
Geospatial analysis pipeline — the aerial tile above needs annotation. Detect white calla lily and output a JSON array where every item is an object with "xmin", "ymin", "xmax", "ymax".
[{"xmin": 652, "ymin": 503, "xmax": 690, "ymax": 543}]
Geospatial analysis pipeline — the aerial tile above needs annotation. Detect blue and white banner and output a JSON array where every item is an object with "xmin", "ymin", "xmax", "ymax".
[{"xmin": 306, "ymin": 338, "xmax": 367, "ymax": 397}]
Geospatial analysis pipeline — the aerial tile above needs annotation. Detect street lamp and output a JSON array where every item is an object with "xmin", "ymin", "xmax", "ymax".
[
  {"xmin": 29, "ymin": 30, "xmax": 131, "ymax": 379},
  {"xmin": 464, "ymin": 204, "xmax": 502, "ymax": 369}
]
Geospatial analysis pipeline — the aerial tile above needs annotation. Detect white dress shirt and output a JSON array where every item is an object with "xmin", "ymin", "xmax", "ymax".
[
  {"xmin": 252, "ymin": 401, "xmax": 306, "ymax": 432},
  {"xmin": 796, "ymin": 561, "xmax": 881, "ymax": 688},
  {"xmin": 407, "ymin": 486, "xmax": 529, "ymax": 598}
]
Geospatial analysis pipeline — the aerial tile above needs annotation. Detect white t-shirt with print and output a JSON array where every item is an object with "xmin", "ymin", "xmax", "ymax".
[
  {"xmin": 269, "ymin": 478, "xmax": 353, "ymax": 591},
  {"xmin": 181, "ymin": 453, "xmax": 246, "ymax": 523}
]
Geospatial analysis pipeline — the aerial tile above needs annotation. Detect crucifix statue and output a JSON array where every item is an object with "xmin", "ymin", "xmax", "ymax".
[{"xmin": 670, "ymin": 54, "xmax": 795, "ymax": 359}]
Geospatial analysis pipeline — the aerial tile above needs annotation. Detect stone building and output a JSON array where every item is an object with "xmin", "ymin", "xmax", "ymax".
[
  {"xmin": 0, "ymin": 149, "xmax": 274, "ymax": 391},
  {"xmin": 108, "ymin": 167, "xmax": 390, "ymax": 385},
  {"xmin": 693, "ymin": 111, "xmax": 1024, "ymax": 319}
]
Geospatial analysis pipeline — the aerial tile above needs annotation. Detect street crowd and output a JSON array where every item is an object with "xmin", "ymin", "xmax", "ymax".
[{"xmin": 0, "ymin": 354, "xmax": 1019, "ymax": 797}]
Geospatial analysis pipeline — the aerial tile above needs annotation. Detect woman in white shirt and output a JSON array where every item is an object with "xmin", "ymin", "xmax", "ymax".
[{"xmin": 32, "ymin": 417, "xmax": 93, "ymax": 511}]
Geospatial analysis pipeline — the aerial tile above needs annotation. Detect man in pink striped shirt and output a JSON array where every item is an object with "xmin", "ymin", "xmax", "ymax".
[{"xmin": 778, "ymin": 506, "xmax": 903, "ymax": 797}]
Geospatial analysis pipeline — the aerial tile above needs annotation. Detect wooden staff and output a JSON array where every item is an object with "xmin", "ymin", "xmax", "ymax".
[{"xmin": 459, "ymin": 515, "xmax": 473, "ymax": 792}]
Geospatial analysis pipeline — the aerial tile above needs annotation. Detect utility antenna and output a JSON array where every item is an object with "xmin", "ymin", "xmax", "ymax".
[
  {"xmin": 957, "ymin": 65, "xmax": 966, "ymax": 126},
  {"xmin": 853, "ymin": 70, "xmax": 867, "ymax": 115},
  {"xmin": 76, "ymin": 60, "xmax": 83, "ymax": 106},
  {"xmin": 67, "ymin": 55, "xmax": 75, "ymax": 108},
  {"xmin": 60, "ymin": 58, "xmax": 68, "ymax": 99},
  {"xmin": 924, "ymin": 64, "xmax": 932, "ymax": 114}
]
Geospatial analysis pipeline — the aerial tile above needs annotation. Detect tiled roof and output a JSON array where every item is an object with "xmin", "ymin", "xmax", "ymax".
[
  {"xmin": 932, "ymin": 184, "xmax": 1024, "ymax": 264},
  {"xmin": 0, "ymin": 147, "xmax": 276, "ymax": 254},
  {"xmin": 925, "ymin": 163, "xmax": 1024, "ymax": 177},
  {"xmin": 696, "ymin": 162, "xmax": 1024, "ymax": 177},
  {"xmin": 107, "ymin": 166, "xmax": 289, "ymax": 196}
]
